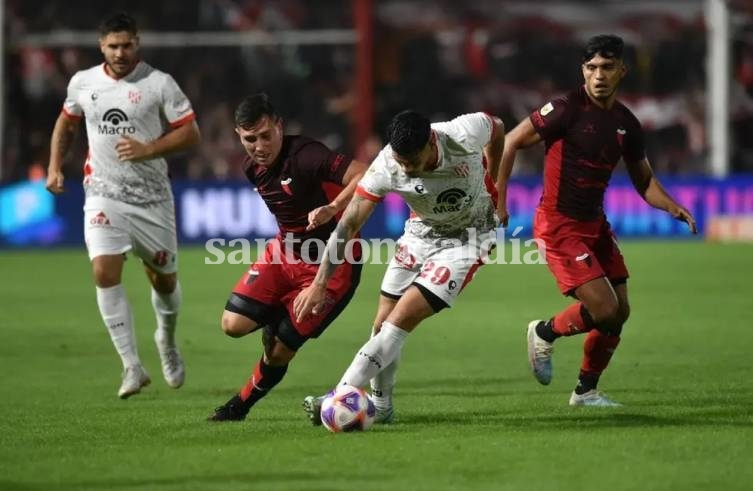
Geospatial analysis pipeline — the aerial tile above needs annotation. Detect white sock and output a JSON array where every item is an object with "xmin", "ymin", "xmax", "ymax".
[
  {"xmin": 370, "ymin": 326, "xmax": 400, "ymax": 410},
  {"xmin": 96, "ymin": 284, "xmax": 140, "ymax": 369},
  {"xmin": 151, "ymin": 281, "xmax": 182, "ymax": 345},
  {"xmin": 339, "ymin": 321, "xmax": 408, "ymax": 388}
]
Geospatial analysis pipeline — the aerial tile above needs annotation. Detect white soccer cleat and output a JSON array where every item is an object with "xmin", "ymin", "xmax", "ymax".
[
  {"xmin": 118, "ymin": 365, "xmax": 151, "ymax": 399},
  {"xmin": 374, "ymin": 405, "xmax": 395, "ymax": 424},
  {"xmin": 527, "ymin": 320, "xmax": 553, "ymax": 385},
  {"xmin": 569, "ymin": 389, "xmax": 622, "ymax": 407},
  {"xmin": 154, "ymin": 330, "xmax": 185, "ymax": 389}
]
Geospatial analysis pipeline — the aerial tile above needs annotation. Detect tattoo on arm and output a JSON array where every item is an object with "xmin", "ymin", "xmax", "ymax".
[{"xmin": 316, "ymin": 196, "xmax": 371, "ymax": 284}]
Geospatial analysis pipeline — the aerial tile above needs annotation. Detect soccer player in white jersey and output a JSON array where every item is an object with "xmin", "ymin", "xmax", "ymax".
[
  {"xmin": 294, "ymin": 110, "xmax": 505, "ymax": 424},
  {"xmin": 45, "ymin": 13, "xmax": 201, "ymax": 399}
]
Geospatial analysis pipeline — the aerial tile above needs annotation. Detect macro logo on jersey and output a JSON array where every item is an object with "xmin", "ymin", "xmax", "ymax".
[
  {"xmin": 433, "ymin": 188, "xmax": 472, "ymax": 213},
  {"xmin": 98, "ymin": 108, "xmax": 136, "ymax": 135}
]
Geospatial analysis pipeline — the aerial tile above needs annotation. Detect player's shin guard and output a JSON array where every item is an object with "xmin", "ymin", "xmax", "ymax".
[
  {"xmin": 369, "ymin": 325, "xmax": 400, "ymax": 409},
  {"xmin": 97, "ymin": 284, "xmax": 141, "ymax": 368},
  {"xmin": 340, "ymin": 321, "xmax": 408, "ymax": 388},
  {"xmin": 576, "ymin": 329, "xmax": 621, "ymax": 394},
  {"xmin": 552, "ymin": 303, "xmax": 596, "ymax": 337},
  {"xmin": 151, "ymin": 281, "xmax": 182, "ymax": 343},
  {"xmin": 238, "ymin": 357, "xmax": 289, "ymax": 410}
]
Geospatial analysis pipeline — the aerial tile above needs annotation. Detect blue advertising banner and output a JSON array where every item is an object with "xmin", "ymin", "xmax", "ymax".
[{"xmin": 2, "ymin": 176, "xmax": 753, "ymax": 248}]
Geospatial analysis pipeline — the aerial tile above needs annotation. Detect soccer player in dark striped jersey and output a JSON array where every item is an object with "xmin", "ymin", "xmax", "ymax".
[{"xmin": 496, "ymin": 35, "xmax": 696, "ymax": 406}]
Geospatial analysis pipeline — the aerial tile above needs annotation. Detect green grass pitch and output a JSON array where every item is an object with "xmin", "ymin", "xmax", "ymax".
[{"xmin": 1, "ymin": 242, "xmax": 752, "ymax": 490}]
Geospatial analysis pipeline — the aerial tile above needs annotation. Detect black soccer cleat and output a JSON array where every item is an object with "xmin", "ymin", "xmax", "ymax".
[{"xmin": 207, "ymin": 394, "xmax": 250, "ymax": 422}]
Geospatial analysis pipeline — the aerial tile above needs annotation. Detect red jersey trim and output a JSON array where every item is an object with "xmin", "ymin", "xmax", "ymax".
[
  {"xmin": 484, "ymin": 112, "xmax": 497, "ymax": 144},
  {"xmin": 355, "ymin": 185, "xmax": 383, "ymax": 203},
  {"xmin": 169, "ymin": 112, "xmax": 196, "ymax": 129},
  {"xmin": 61, "ymin": 107, "xmax": 82, "ymax": 120}
]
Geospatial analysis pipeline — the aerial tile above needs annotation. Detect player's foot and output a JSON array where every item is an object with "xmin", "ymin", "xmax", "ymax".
[
  {"xmin": 569, "ymin": 389, "xmax": 622, "ymax": 407},
  {"xmin": 155, "ymin": 329, "xmax": 185, "ymax": 389},
  {"xmin": 118, "ymin": 365, "xmax": 151, "ymax": 399},
  {"xmin": 302, "ymin": 395, "xmax": 324, "ymax": 426},
  {"xmin": 527, "ymin": 320, "xmax": 553, "ymax": 385},
  {"xmin": 374, "ymin": 405, "xmax": 395, "ymax": 424},
  {"xmin": 207, "ymin": 394, "xmax": 249, "ymax": 422}
]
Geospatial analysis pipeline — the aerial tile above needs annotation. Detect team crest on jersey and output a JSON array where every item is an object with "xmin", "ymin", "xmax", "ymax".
[
  {"xmin": 540, "ymin": 102, "xmax": 554, "ymax": 116},
  {"xmin": 128, "ymin": 90, "xmax": 141, "ymax": 104},
  {"xmin": 280, "ymin": 177, "xmax": 293, "ymax": 196}
]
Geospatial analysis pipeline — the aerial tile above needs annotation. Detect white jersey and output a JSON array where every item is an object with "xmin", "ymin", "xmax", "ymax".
[
  {"xmin": 357, "ymin": 112, "xmax": 499, "ymax": 241},
  {"xmin": 63, "ymin": 61, "xmax": 195, "ymax": 205}
]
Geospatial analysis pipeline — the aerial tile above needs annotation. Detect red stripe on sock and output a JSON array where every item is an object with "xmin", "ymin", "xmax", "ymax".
[
  {"xmin": 580, "ymin": 330, "xmax": 621, "ymax": 375},
  {"xmin": 239, "ymin": 361, "xmax": 264, "ymax": 401},
  {"xmin": 552, "ymin": 303, "xmax": 592, "ymax": 336}
]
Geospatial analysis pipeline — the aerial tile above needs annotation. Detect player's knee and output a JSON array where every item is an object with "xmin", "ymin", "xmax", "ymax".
[
  {"xmin": 221, "ymin": 312, "xmax": 253, "ymax": 338},
  {"xmin": 616, "ymin": 301, "xmax": 631, "ymax": 325},
  {"xmin": 152, "ymin": 273, "xmax": 177, "ymax": 294},
  {"xmin": 589, "ymin": 299, "xmax": 620, "ymax": 326},
  {"xmin": 92, "ymin": 267, "xmax": 120, "ymax": 288}
]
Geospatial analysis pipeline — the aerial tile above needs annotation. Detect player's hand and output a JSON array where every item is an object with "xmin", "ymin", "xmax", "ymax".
[
  {"xmin": 669, "ymin": 205, "xmax": 697, "ymax": 234},
  {"xmin": 496, "ymin": 203, "xmax": 509, "ymax": 228},
  {"xmin": 116, "ymin": 137, "xmax": 153, "ymax": 162},
  {"xmin": 306, "ymin": 204, "xmax": 338, "ymax": 231},
  {"xmin": 45, "ymin": 169, "xmax": 65, "ymax": 194},
  {"xmin": 293, "ymin": 284, "xmax": 327, "ymax": 322}
]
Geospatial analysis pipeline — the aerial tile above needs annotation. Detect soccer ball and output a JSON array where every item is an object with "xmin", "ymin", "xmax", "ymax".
[{"xmin": 320, "ymin": 384, "xmax": 376, "ymax": 433}]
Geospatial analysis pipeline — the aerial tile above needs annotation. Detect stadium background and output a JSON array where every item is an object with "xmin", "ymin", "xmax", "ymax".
[
  {"xmin": 2, "ymin": 0, "xmax": 753, "ymax": 245},
  {"xmin": 2, "ymin": 2, "xmax": 753, "ymax": 491}
]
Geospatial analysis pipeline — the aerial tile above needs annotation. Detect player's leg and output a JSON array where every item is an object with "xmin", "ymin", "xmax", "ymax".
[
  {"xmin": 527, "ymin": 215, "xmax": 607, "ymax": 385},
  {"xmin": 369, "ymin": 294, "xmax": 400, "ymax": 422},
  {"xmin": 85, "ymin": 198, "xmax": 149, "ymax": 398},
  {"xmin": 337, "ymin": 240, "xmax": 486, "ymax": 391},
  {"xmin": 130, "ymin": 199, "xmax": 184, "ymax": 389},
  {"xmin": 144, "ymin": 266, "xmax": 184, "ymax": 388},
  {"xmin": 209, "ymin": 323, "xmax": 300, "ymax": 422}
]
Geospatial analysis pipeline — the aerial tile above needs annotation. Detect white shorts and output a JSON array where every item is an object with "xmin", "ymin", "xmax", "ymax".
[
  {"xmin": 380, "ymin": 229, "xmax": 496, "ymax": 308},
  {"xmin": 84, "ymin": 196, "xmax": 178, "ymax": 274}
]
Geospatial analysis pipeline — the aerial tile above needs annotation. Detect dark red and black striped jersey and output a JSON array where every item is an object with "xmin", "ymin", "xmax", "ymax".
[
  {"xmin": 244, "ymin": 135, "xmax": 352, "ymax": 257},
  {"xmin": 530, "ymin": 86, "xmax": 646, "ymax": 221}
]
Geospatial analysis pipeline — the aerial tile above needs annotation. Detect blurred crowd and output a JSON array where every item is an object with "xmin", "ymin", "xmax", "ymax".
[{"xmin": 3, "ymin": 0, "xmax": 753, "ymax": 184}]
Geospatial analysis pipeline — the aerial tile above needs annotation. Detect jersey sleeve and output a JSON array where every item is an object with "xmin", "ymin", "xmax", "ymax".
[
  {"xmin": 161, "ymin": 74, "xmax": 195, "ymax": 128},
  {"xmin": 61, "ymin": 73, "xmax": 83, "ymax": 119},
  {"xmin": 355, "ymin": 151, "xmax": 392, "ymax": 202},
  {"xmin": 435, "ymin": 112, "xmax": 495, "ymax": 152},
  {"xmin": 296, "ymin": 140, "xmax": 352, "ymax": 185},
  {"xmin": 622, "ymin": 113, "xmax": 647, "ymax": 163},
  {"xmin": 529, "ymin": 96, "xmax": 571, "ymax": 142}
]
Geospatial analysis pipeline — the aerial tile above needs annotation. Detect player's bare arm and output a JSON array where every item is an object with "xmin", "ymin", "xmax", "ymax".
[
  {"xmin": 46, "ymin": 112, "xmax": 81, "ymax": 194},
  {"xmin": 495, "ymin": 118, "xmax": 542, "ymax": 226},
  {"xmin": 115, "ymin": 120, "xmax": 200, "ymax": 162},
  {"xmin": 484, "ymin": 116, "xmax": 506, "ymax": 181},
  {"xmin": 294, "ymin": 195, "xmax": 377, "ymax": 321},
  {"xmin": 626, "ymin": 157, "xmax": 697, "ymax": 234},
  {"xmin": 307, "ymin": 159, "xmax": 368, "ymax": 231}
]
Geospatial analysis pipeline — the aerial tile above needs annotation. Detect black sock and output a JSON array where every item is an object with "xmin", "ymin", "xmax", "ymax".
[
  {"xmin": 575, "ymin": 371, "xmax": 600, "ymax": 395},
  {"xmin": 536, "ymin": 319, "xmax": 560, "ymax": 343},
  {"xmin": 238, "ymin": 358, "xmax": 289, "ymax": 410}
]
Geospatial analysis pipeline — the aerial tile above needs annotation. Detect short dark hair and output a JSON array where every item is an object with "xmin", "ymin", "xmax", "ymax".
[
  {"xmin": 234, "ymin": 93, "xmax": 279, "ymax": 128},
  {"xmin": 99, "ymin": 13, "xmax": 138, "ymax": 36},
  {"xmin": 582, "ymin": 34, "xmax": 624, "ymax": 62},
  {"xmin": 388, "ymin": 110, "xmax": 431, "ymax": 157}
]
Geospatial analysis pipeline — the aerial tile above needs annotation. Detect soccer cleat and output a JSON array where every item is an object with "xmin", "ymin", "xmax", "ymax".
[
  {"xmin": 207, "ymin": 394, "xmax": 249, "ymax": 421},
  {"xmin": 569, "ymin": 389, "xmax": 622, "ymax": 407},
  {"xmin": 303, "ymin": 395, "xmax": 324, "ymax": 426},
  {"xmin": 154, "ymin": 330, "xmax": 185, "ymax": 389},
  {"xmin": 118, "ymin": 365, "xmax": 151, "ymax": 399},
  {"xmin": 374, "ymin": 405, "xmax": 395, "ymax": 424},
  {"xmin": 527, "ymin": 320, "xmax": 554, "ymax": 385}
]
